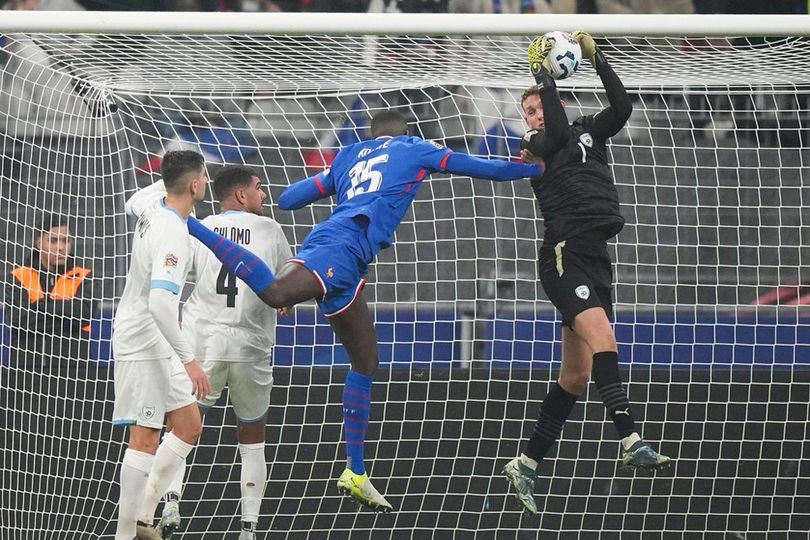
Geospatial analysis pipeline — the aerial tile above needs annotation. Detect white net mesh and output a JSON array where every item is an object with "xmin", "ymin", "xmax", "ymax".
[{"xmin": 1, "ymin": 25, "xmax": 809, "ymax": 539}]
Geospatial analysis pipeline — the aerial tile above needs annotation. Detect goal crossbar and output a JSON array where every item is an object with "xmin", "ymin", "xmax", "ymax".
[{"xmin": 0, "ymin": 12, "xmax": 808, "ymax": 37}]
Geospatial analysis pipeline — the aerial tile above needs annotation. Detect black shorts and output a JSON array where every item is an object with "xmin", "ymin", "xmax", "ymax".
[{"xmin": 538, "ymin": 237, "xmax": 614, "ymax": 328}]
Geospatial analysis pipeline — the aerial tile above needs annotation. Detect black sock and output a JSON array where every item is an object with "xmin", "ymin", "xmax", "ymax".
[
  {"xmin": 524, "ymin": 382, "xmax": 579, "ymax": 463},
  {"xmin": 592, "ymin": 351, "xmax": 637, "ymax": 438}
]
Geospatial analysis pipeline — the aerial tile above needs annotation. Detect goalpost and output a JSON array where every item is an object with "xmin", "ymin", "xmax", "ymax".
[{"xmin": 0, "ymin": 11, "xmax": 809, "ymax": 538}]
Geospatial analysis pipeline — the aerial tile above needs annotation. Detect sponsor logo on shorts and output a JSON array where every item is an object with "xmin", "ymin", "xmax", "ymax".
[
  {"xmin": 140, "ymin": 406, "xmax": 156, "ymax": 420},
  {"xmin": 575, "ymin": 285, "xmax": 590, "ymax": 300},
  {"xmin": 326, "ymin": 267, "xmax": 335, "ymax": 278},
  {"xmin": 164, "ymin": 253, "xmax": 179, "ymax": 268}
]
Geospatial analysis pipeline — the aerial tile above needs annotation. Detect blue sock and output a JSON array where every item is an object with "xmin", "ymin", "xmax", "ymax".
[
  {"xmin": 187, "ymin": 216, "xmax": 275, "ymax": 293},
  {"xmin": 343, "ymin": 370, "xmax": 373, "ymax": 475}
]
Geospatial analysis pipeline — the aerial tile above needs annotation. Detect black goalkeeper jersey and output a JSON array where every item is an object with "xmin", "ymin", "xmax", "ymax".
[
  {"xmin": 523, "ymin": 52, "xmax": 632, "ymax": 246},
  {"xmin": 529, "ymin": 114, "xmax": 624, "ymax": 245}
]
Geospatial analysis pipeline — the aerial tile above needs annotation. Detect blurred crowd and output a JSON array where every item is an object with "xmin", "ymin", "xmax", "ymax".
[{"xmin": 2, "ymin": 0, "xmax": 808, "ymax": 13}]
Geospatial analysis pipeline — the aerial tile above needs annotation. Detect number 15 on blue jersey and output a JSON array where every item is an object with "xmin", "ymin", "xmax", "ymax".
[{"xmin": 346, "ymin": 154, "xmax": 389, "ymax": 199}]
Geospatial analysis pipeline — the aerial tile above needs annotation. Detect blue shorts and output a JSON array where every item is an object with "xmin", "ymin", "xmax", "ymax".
[{"xmin": 290, "ymin": 217, "xmax": 372, "ymax": 317}]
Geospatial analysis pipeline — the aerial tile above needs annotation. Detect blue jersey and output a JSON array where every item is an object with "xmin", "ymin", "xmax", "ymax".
[
  {"xmin": 321, "ymin": 136, "xmax": 449, "ymax": 252},
  {"xmin": 279, "ymin": 135, "xmax": 541, "ymax": 259}
]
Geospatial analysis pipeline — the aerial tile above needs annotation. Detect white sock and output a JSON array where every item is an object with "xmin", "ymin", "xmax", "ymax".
[
  {"xmin": 115, "ymin": 449, "xmax": 154, "ymax": 540},
  {"xmin": 239, "ymin": 442, "xmax": 267, "ymax": 523},
  {"xmin": 518, "ymin": 453, "xmax": 538, "ymax": 471},
  {"xmin": 138, "ymin": 432, "xmax": 194, "ymax": 524},
  {"xmin": 621, "ymin": 432, "xmax": 642, "ymax": 451},
  {"xmin": 164, "ymin": 457, "xmax": 185, "ymax": 502}
]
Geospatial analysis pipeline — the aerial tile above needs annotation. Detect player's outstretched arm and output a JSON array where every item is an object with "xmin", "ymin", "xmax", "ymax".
[
  {"xmin": 278, "ymin": 171, "xmax": 335, "ymax": 210},
  {"xmin": 187, "ymin": 216, "xmax": 275, "ymax": 295},
  {"xmin": 523, "ymin": 35, "xmax": 571, "ymax": 159},
  {"xmin": 441, "ymin": 152, "xmax": 541, "ymax": 182},
  {"xmin": 573, "ymin": 30, "xmax": 632, "ymax": 139}
]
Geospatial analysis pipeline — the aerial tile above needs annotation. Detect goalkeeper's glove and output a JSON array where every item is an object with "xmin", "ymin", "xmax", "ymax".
[
  {"xmin": 527, "ymin": 35, "xmax": 556, "ymax": 88},
  {"xmin": 572, "ymin": 30, "xmax": 597, "ymax": 66},
  {"xmin": 520, "ymin": 129, "xmax": 543, "ymax": 156}
]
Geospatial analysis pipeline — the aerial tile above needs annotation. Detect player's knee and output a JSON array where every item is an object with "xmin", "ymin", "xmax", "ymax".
[
  {"xmin": 575, "ymin": 322, "xmax": 616, "ymax": 353},
  {"xmin": 259, "ymin": 284, "xmax": 292, "ymax": 309},
  {"xmin": 129, "ymin": 429, "xmax": 160, "ymax": 454},
  {"xmin": 590, "ymin": 335, "xmax": 617, "ymax": 354},
  {"xmin": 173, "ymin": 422, "xmax": 203, "ymax": 444},
  {"xmin": 558, "ymin": 372, "xmax": 589, "ymax": 396}
]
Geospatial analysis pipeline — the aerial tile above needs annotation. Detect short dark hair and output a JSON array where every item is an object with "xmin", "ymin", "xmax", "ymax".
[
  {"xmin": 520, "ymin": 85, "xmax": 540, "ymax": 108},
  {"xmin": 213, "ymin": 165, "xmax": 260, "ymax": 201},
  {"xmin": 161, "ymin": 150, "xmax": 205, "ymax": 193},
  {"xmin": 36, "ymin": 212, "xmax": 71, "ymax": 240},
  {"xmin": 370, "ymin": 110, "xmax": 408, "ymax": 138}
]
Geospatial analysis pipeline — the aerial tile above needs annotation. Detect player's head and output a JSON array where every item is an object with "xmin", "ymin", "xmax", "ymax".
[
  {"xmin": 35, "ymin": 212, "xmax": 72, "ymax": 270},
  {"xmin": 520, "ymin": 85, "xmax": 566, "ymax": 131},
  {"xmin": 161, "ymin": 150, "xmax": 208, "ymax": 203},
  {"xmin": 370, "ymin": 110, "xmax": 409, "ymax": 138},
  {"xmin": 213, "ymin": 165, "xmax": 267, "ymax": 215}
]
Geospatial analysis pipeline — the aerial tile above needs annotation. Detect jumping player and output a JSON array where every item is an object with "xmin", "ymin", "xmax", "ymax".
[
  {"xmin": 502, "ymin": 31, "xmax": 672, "ymax": 515},
  {"xmin": 185, "ymin": 109, "xmax": 542, "ymax": 512}
]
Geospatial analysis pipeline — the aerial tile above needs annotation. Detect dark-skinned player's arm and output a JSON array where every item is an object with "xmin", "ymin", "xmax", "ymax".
[
  {"xmin": 521, "ymin": 34, "xmax": 572, "ymax": 161},
  {"xmin": 573, "ymin": 30, "xmax": 632, "ymax": 140},
  {"xmin": 414, "ymin": 137, "xmax": 540, "ymax": 180},
  {"xmin": 186, "ymin": 170, "xmax": 336, "ymax": 294},
  {"xmin": 436, "ymin": 151, "xmax": 541, "ymax": 181}
]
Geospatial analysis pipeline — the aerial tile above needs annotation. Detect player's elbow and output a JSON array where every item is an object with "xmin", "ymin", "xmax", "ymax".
[
  {"xmin": 617, "ymin": 98, "xmax": 632, "ymax": 124},
  {"xmin": 277, "ymin": 189, "xmax": 298, "ymax": 211},
  {"xmin": 123, "ymin": 197, "xmax": 136, "ymax": 218}
]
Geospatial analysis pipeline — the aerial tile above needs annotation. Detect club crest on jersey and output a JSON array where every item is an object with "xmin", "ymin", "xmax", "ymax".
[
  {"xmin": 575, "ymin": 285, "xmax": 590, "ymax": 300},
  {"xmin": 164, "ymin": 253, "xmax": 179, "ymax": 268},
  {"xmin": 579, "ymin": 133, "xmax": 593, "ymax": 148},
  {"xmin": 140, "ymin": 406, "xmax": 155, "ymax": 420},
  {"xmin": 326, "ymin": 267, "xmax": 335, "ymax": 278}
]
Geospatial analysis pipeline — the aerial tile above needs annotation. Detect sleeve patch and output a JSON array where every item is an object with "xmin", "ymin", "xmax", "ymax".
[
  {"xmin": 164, "ymin": 253, "xmax": 179, "ymax": 268},
  {"xmin": 429, "ymin": 140, "xmax": 444, "ymax": 149}
]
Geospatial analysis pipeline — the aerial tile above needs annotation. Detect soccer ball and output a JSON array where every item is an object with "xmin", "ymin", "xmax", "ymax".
[{"xmin": 543, "ymin": 31, "xmax": 582, "ymax": 80}]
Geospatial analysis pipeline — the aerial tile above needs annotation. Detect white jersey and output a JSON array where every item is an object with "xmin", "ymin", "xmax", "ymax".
[
  {"xmin": 183, "ymin": 210, "xmax": 292, "ymax": 362},
  {"xmin": 113, "ymin": 191, "xmax": 193, "ymax": 361}
]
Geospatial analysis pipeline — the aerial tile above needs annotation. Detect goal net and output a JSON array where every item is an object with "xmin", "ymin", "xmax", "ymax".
[{"xmin": 1, "ymin": 12, "xmax": 808, "ymax": 538}]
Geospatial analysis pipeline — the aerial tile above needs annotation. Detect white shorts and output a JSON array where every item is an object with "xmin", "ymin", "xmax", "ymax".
[
  {"xmin": 112, "ymin": 356, "xmax": 195, "ymax": 429},
  {"xmin": 198, "ymin": 360, "xmax": 273, "ymax": 423}
]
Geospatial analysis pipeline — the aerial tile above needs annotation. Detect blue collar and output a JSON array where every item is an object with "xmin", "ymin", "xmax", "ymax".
[{"xmin": 160, "ymin": 198, "xmax": 187, "ymax": 223}]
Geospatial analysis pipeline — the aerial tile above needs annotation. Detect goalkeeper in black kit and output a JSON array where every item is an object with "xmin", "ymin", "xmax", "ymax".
[{"xmin": 502, "ymin": 31, "xmax": 672, "ymax": 515}]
